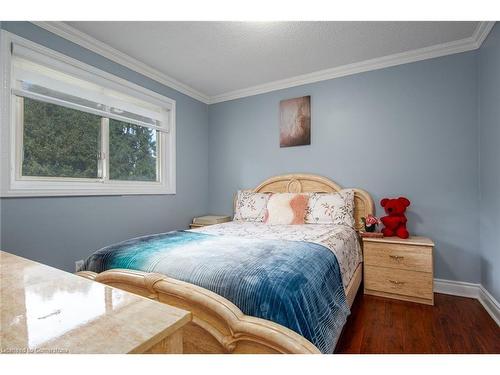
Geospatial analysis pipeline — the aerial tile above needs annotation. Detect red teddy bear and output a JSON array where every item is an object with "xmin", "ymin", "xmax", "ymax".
[{"xmin": 380, "ymin": 197, "xmax": 411, "ymax": 239}]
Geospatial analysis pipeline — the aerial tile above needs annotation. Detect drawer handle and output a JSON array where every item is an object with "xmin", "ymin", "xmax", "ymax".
[
  {"xmin": 389, "ymin": 255, "xmax": 404, "ymax": 261},
  {"xmin": 388, "ymin": 279, "xmax": 406, "ymax": 286}
]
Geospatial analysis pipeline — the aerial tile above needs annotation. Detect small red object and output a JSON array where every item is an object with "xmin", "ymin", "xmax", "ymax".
[{"xmin": 380, "ymin": 197, "xmax": 411, "ymax": 239}]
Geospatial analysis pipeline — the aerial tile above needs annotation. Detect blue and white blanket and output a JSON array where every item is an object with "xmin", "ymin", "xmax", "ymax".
[{"xmin": 82, "ymin": 230, "xmax": 350, "ymax": 353}]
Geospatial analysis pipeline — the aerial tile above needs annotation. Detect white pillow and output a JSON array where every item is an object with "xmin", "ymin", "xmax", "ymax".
[
  {"xmin": 264, "ymin": 193, "xmax": 309, "ymax": 225},
  {"xmin": 233, "ymin": 190, "xmax": 271, "ymax": 222},
  {"xmin": 304, "ymin": 189, "xmax": 355, "ymax": 227}
]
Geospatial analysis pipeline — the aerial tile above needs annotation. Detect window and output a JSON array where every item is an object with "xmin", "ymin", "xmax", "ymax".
[
  {"xmin": 108, "ymin": 119, "xmax": 158, "ymax": 182},
  {"xmin": 22, "ymin": 97, "xmax": 102, "ymax": 179},
  {"xmin": 0, "ymin": 31, "xmax": 176, "ymax": 196}
]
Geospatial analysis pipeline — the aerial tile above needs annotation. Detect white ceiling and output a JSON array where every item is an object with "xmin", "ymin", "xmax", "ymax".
[{"xmin": 57, "ymin": 21, "xmax": 486, "ymax": 103}]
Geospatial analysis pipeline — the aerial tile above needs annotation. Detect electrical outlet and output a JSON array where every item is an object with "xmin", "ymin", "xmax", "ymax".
[{"xmin": 75, "ymin": 259, "xmax": 84, "ymax": 272}]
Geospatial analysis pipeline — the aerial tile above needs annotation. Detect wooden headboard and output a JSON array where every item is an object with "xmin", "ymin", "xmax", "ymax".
[{"xmin": 251, "ymin": 173, "xmax": 374, "ymax": 231}]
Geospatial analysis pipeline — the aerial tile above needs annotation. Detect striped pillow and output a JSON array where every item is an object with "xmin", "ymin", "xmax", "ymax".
[{"xmin": 264, "ymin": 193, "xmax": 309, "ymax": 225}]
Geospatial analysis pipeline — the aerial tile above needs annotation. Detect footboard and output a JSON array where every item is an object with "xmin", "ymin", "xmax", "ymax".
[{"xmin": 76, "ymin": 269, "xmax": 320, "ymax": 354}]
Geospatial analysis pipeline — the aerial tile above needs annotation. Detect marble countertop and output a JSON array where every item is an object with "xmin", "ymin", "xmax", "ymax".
[{"xmin": 0, "ymin": 251, "xmax": 191, "ymax": 354}]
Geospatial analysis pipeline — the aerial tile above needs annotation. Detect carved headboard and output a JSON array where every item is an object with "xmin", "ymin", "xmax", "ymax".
[{"xmin": 251, "ymin": 173, "xmax": 374, "ymax": 231}]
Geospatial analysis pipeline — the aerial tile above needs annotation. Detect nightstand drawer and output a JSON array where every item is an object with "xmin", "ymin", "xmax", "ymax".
[
  {"xmin": 364, "ymin": 265, "xmax": 433, "ymax": 300},
  {"xmin": 364, "ymin": 242, "xmax": 432, "ymax": 273}
]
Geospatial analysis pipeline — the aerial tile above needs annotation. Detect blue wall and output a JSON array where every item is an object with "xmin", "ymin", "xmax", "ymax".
[
  {"xmin": 0, "ymin": 22, "xmax": 497, "ymax": 297},
  {"xmin": 479, "ymin": 24, "xmax": 500, "ymax": 301},
  {"xmin": 0, "ymin": 22, "xmax": 209, "ymax": 272},
  {"xmin": 208, "ymin": 52, "xmax": 481, "ymax": 284}
]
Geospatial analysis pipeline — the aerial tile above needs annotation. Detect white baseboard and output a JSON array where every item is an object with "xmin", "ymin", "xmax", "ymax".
[
  {"xmin": 478, "ymin": 285, "xmax": 500, "ymax": 326},
  {"xmin": 434, "ymin": 278, "xmax": 481, "ymax": 298},
  {"xmin": 434, "ymin": 278, "xmax": 499, "ymax": 326}
]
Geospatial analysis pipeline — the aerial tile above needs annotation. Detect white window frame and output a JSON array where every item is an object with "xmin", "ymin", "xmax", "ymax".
[{"xmin": 0, "ymin": 31, "xmax": 176, "ymax": 197}]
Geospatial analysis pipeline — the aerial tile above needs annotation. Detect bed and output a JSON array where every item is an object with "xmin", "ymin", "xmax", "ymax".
[{"xmin": 77, "ymin": 174, "xmax": 374, "ymax": 354}]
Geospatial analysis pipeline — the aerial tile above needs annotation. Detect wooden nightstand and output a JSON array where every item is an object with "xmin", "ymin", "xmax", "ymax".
[
  {"xmin": 362, "ymin": 236, "xmax": 434, "ymax": 305},
  {"xmin": 189, "ymin": 215, "xmax": 231, "ymax": 229}
]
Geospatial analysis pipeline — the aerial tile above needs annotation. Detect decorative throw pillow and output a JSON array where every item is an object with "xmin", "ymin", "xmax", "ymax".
[
  {"xmin": 233, "ymin": 190, "xmax": 271, "ymax": 222},
  {"xmin": 264, "ymin": 193, "xmax": 309, "ymax": 225},
  {"xmin": 305, "ymin": 189, "xmax": 355, "ymax": 227}
]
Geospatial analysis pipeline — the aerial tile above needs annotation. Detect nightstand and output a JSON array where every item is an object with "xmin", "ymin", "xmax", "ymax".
[
  {"xmin": 189, "ymin": 215, "xmax": 231, "ymax": 229},
  {"xmin": 362, "ymin": 236, "xmax": 434, "ymax": 305}
]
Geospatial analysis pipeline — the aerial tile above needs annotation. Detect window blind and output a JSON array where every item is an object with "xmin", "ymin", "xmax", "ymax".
[{"xmin": 11, "ymin": 43, "xmax": 169, "ymax": 133}]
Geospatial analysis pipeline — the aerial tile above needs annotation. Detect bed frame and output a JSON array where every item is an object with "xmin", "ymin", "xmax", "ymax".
[{"xmin": 77, "ymin": 173, "xmax": 374, "ymax": 354}]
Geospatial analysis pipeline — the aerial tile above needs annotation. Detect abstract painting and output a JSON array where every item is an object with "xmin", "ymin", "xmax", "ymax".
[{"xmin": 279, "ymin": 96, "xmax": 311, "ymax": 147}]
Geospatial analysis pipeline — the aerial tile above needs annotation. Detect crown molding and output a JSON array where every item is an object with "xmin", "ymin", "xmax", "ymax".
[
  {"xmin": 31, "ymin": 21, "xmax": 495, "ymax": 105},
  {"xmin": 31, "ymin": 21, "xmax": 211, "ymax": 104},
  {"xmin": 209, "ymin": 21, "xmax": 496, "ymax": 104},
  {"xmin": 472, "ymin": 21, "xmax": 496, "ymax": 48}
]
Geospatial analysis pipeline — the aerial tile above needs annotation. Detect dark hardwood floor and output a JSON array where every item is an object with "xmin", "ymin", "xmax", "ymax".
[{"xmin": 335, "ymin": 291, "xmax": 500, "ymax": 354}]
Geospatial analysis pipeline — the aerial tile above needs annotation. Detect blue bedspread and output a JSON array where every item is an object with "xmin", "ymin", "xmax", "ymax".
[{"xmin": 82, "ymin": 230, "xmax": 349, "ymax": 353}]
